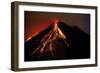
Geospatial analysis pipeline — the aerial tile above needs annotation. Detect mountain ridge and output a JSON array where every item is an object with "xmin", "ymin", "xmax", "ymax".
[{"xmin": 25, "ymin": 21, "xmax": 90, "ymax": 61}]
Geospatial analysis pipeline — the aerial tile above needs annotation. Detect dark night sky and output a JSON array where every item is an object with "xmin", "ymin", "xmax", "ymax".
[{"xmin": 24, "ymin": 11, "xmax": 90, "ymax": 41}]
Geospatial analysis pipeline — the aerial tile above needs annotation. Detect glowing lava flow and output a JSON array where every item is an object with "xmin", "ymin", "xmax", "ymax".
[{"xmin": 31, "ymin": 21, "xmax": 70, "ymax": 58}]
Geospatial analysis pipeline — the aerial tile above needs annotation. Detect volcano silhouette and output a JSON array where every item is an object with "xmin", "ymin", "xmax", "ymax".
[{"xmin": 25, "ymin": 22, "xmax": 90, "ymax": 61}]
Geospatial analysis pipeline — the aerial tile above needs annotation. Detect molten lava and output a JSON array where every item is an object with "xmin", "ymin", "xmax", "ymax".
[
  {"xmin": 30, "ymin": 21, "xmax": 70, "ymax": 58},
  {"xmin": 26, "ymin": 36, "xmax": 31, "ymax": 41}
]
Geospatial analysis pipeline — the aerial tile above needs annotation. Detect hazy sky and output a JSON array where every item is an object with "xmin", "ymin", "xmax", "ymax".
[{"xmin": 24, "ymin": 11, "xmax": 90, "ymax": 40}]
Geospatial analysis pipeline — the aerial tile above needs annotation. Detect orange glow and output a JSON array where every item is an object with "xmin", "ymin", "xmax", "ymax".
[
  {"xmin": 54, "ymin": 19, "xmax": 58, "ymax": 26},
  {"xmin": 25, "ymin": 23, "xmax": 50, "ymax": 41},
  {"xmin": 53, "ymin": 19, "xmax": 66, "ymax": 39},
  {"xmin": 26, "ymin": 32, "xmax": 39, "ymax": 41},
  {"xmin": 26, "ymin": 36, "xmax": 31, "ymax": 41},
  {"xmin": 54, "ymin": 19, "xmax": 58, "ymax": 31}
]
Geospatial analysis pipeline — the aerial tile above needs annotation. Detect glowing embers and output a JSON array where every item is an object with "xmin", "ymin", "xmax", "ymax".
[
  {"xmin": 26, "ymin": 32, "xmax": 39, "ymax": 41},
  {"xmin": 53, "ymin": 19, "xmax": 66, "ymax": 39},
  {"xmin": 30, "ymin": 21, "xmax": 71, "ymax": 58},
  {"xmin": 54, "ymin": 19, "xmax": 58, "ymax": 30},
  {"xmin": 26, "ymin": 36, "xmax": 31, "ymax": 41}
]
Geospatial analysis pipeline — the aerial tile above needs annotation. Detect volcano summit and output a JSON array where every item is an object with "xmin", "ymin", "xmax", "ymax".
[{"xmin": 25, "ymin": 22, "xmax": 90, "ymax": 61}]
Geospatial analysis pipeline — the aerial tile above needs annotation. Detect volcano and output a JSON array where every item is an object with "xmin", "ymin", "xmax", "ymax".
[{"xmin": 25, "ymin": 22, "xmax": 90, "ymax": 61}]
